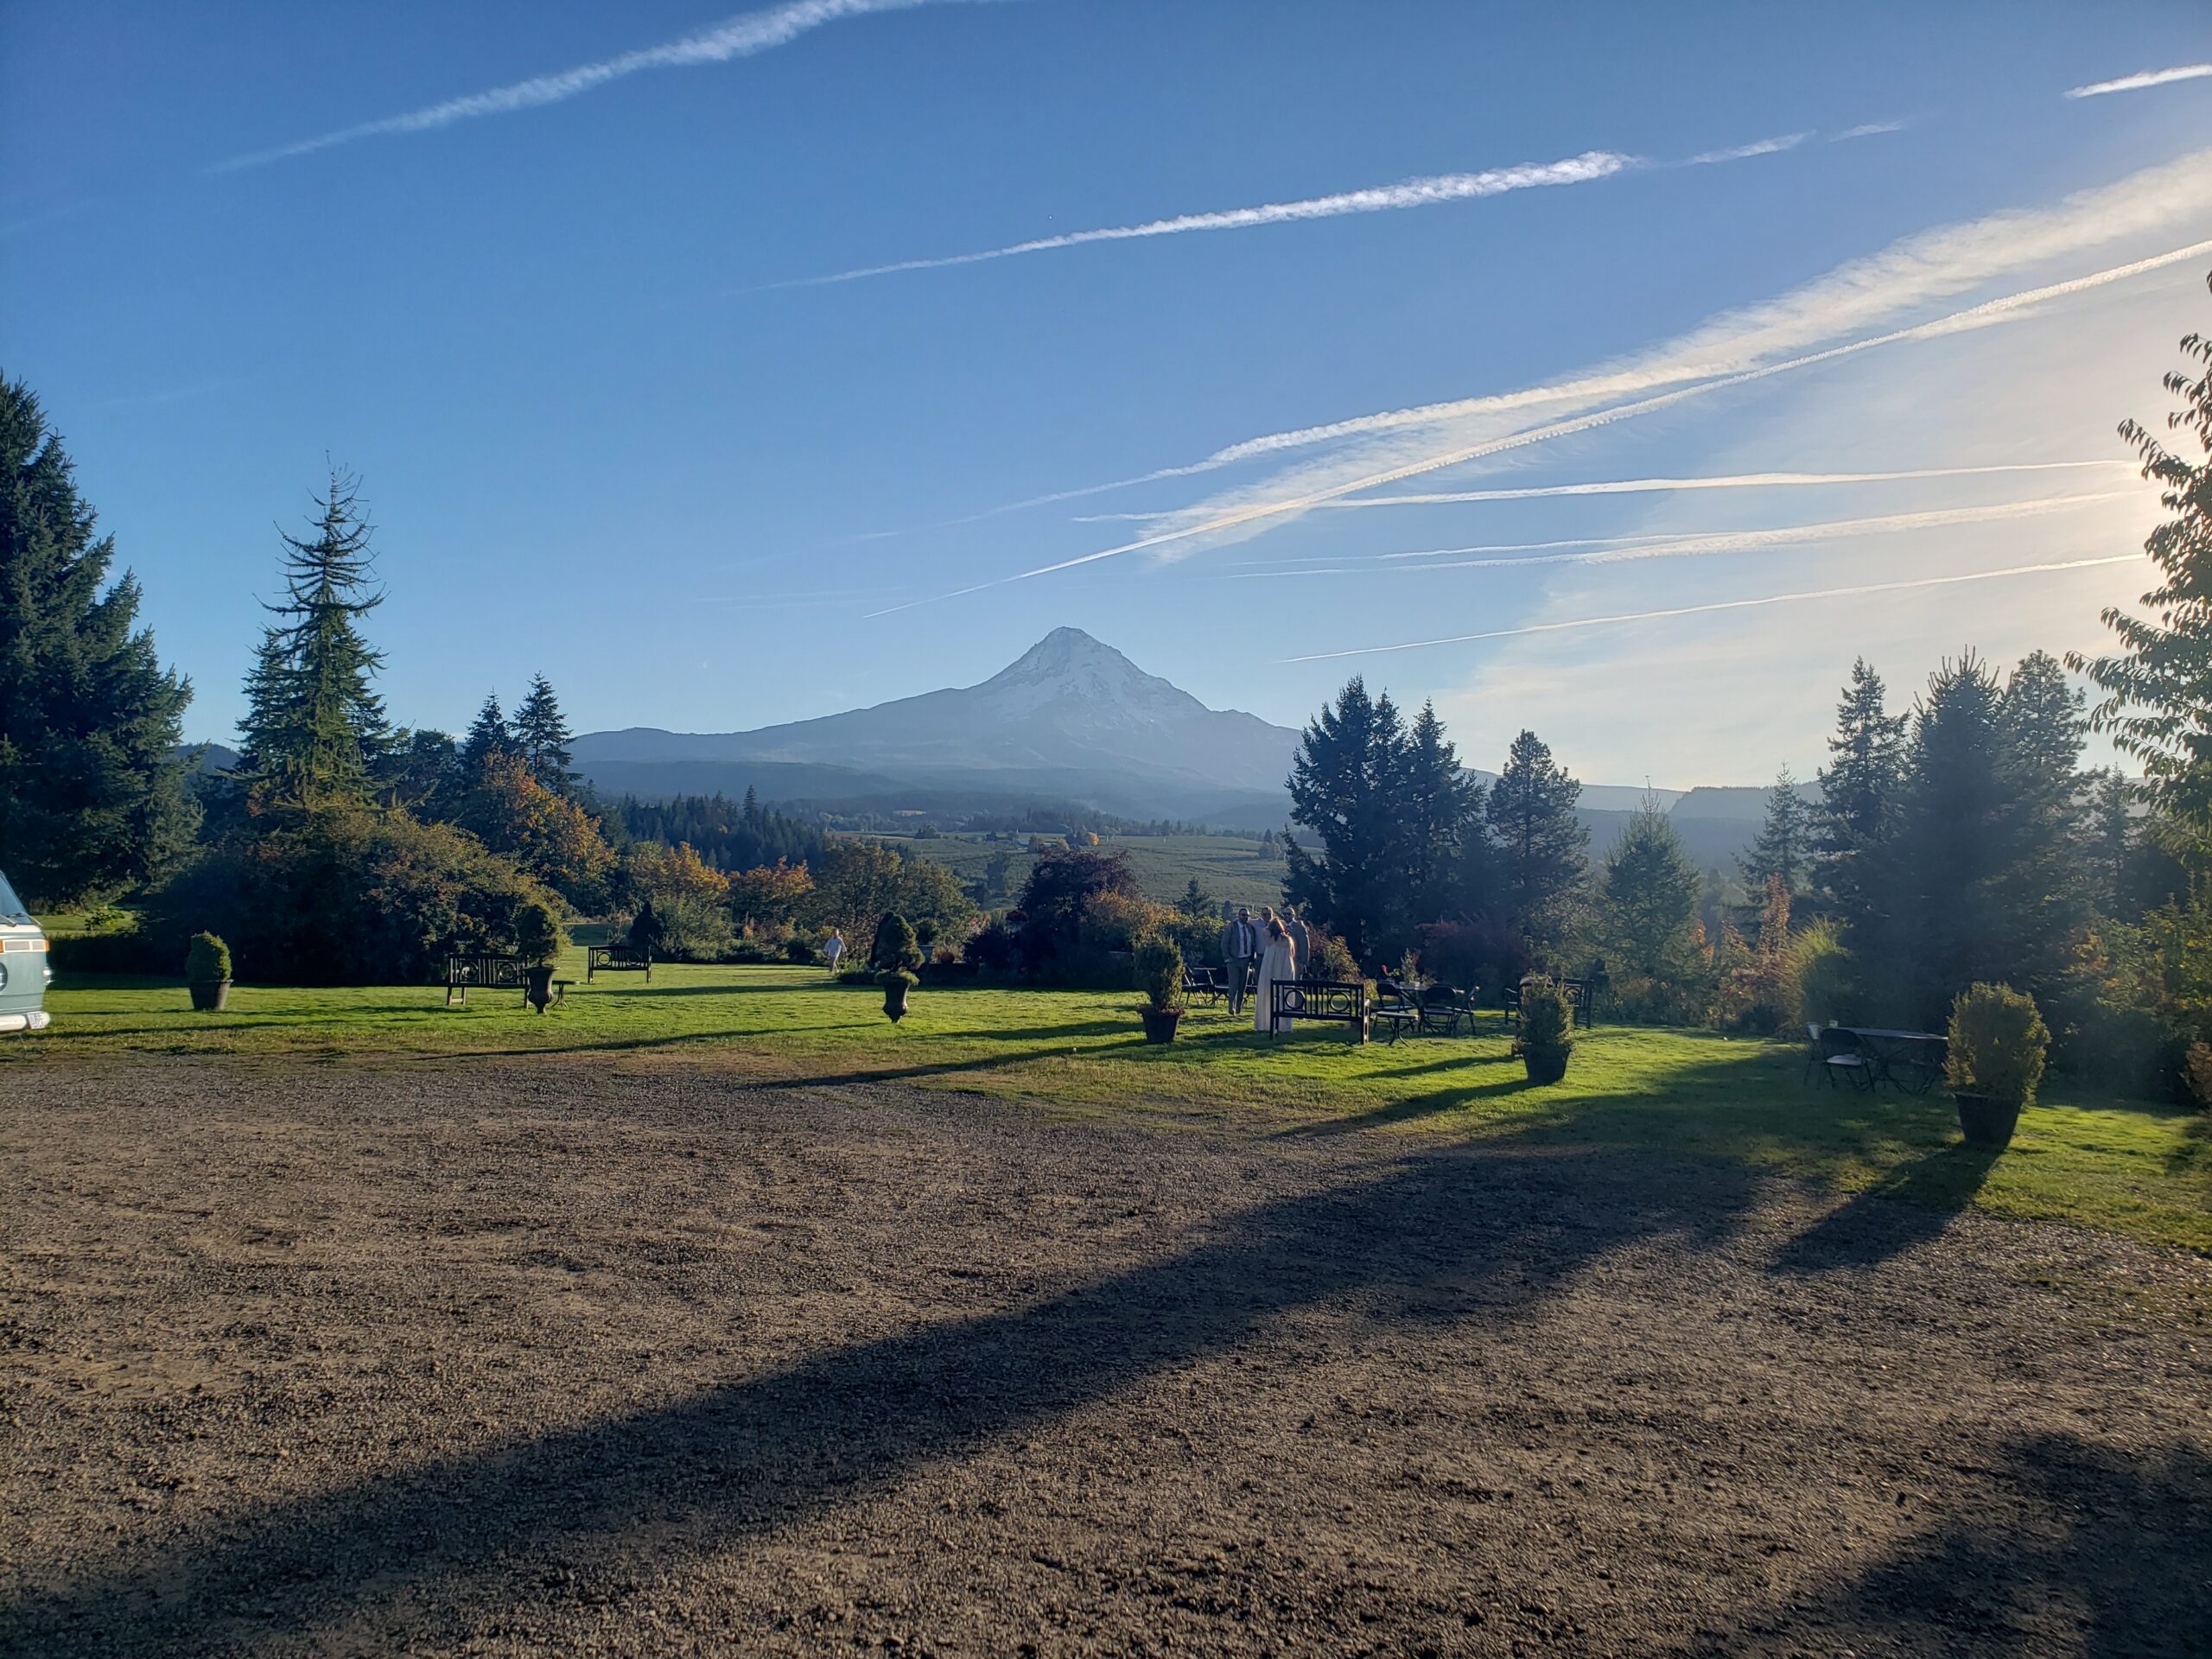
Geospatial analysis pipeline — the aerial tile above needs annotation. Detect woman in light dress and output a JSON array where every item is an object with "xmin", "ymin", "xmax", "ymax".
[{"xmin": 1253, "ymin": 917, "xmax": 1300, "ymax": 1035}]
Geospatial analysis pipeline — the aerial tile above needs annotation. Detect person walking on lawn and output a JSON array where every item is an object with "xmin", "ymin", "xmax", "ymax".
[
  {"xmin": 823, "ymin": 929, "xmax": 846, "ymax": 974},
  {"xmin": 1220, "ymin": 906, "xmax": 1259, "ymax": 1016}
]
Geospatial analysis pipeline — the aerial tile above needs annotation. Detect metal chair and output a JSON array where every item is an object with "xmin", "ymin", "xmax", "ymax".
[
  {"xmin": 1807, "ymin": 1024, "xmax": 1872, "ymax": 1090},
  {"xmin": 1416, "ymin": 984, "xmax": 1473, "ymax": 1038}
]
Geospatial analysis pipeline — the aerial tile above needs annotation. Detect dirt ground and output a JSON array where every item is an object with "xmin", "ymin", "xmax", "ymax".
[{"xmin": 2, "ymin": 1060, "xmax": 2206, "ymax": 1658}]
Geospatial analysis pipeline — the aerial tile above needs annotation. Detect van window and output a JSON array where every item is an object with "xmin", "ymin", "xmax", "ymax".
[{"xmin": 0, "ymin": 871, "xmax": 29, "ymax": 924}]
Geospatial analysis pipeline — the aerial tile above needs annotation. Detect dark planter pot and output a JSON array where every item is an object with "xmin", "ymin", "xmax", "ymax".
[
  {"xmin": 1140, "ymin": 1007, "xmax": 1183, "ymax": 1045},
  {"xmin": 1522, "ymin": 1046, "xmax": 1569, "ymax": 1085},
  {"xmin": 524, "ymin": 964, "xmax": 556, "ymax": 1014},
  {"xmin": 883, "ymin": 981, "xmax": 911, "ymax": 1023},
  {"xmin": 1954, "ymin": 1092, "xmax": 2020, "ymax": 1149},
  {"xmin": 188, "ymin": 979, "xmax": 231, "ymax": 1014}
]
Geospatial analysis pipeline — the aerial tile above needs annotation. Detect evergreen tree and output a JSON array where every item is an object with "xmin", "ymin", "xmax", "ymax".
[
  {"xmin": 1486, "ymin": 728, "xmax": 1587, "ymax": 948},
  {"xmin": 1602, "ymin": 801, "xmax": 1701, "ymax": 980},
  {"xmin": 0, "ymin": 377, "xmax": 196, "ymax": 903},
  {"xmin": 461, "ymin": 694, "xmax": 512, "ymax": 778},
  {"xmin": 1815, "ymin": 658, "xmax": 1906, "ymax": 938},
  {"xmin": 511, "ymin": 672, "xmax": 575, "ymax": 793},
  {"xmin": 2069, "ymin": 273, "xmax": 2212, "ymax": 849},
  {"xmin": 1283, "ymin": 677, "xmax": 1411, "ymax": 964},
  {"xmin": 1401, "ymin": 700, "xmax": 1484, "ymax": 920},
  {"xmin": 237, "ymin": 469, "xmax": 388, "ymax": 807},
  {"xmin": 1995, "ymin": 648, "xmax": 2090, "ymax": 976},
  {"xmin": 374, "ymin": 728, "xmax": 466, "ymax": 817},
  {"xmin": 2083, "ymin": 769, "xmax": 2138, "ymax": 919},
  {"xmin": 1738, "ymin": 765, "xmax": 1812, "ymax": 899}
]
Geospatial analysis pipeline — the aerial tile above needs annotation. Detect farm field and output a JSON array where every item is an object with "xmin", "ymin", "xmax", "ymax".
[{"xmin": 844, "ymin": 831, "xmax": 1291, "ymax": 910}]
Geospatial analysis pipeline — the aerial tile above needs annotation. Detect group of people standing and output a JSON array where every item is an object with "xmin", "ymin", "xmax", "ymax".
[{"xmin": 1217, "ymin": 903, "xmax": 1311, "ymax": 1032}]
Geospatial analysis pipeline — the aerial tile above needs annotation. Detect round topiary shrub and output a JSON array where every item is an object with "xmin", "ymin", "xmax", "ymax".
[
  {"xmin": 1516, "ymin": 975, "xmax": 1574, "ymax": 1084},
  {"xmin": 1946, "ymin": 982, "xmax": 2048, "ymax": 1147},
  {"xmin": 514, "ymin": 902, "xmax": 565, "ymax": 966},
  {"xmin": 871, "ymin": 912, "xmax": 922, "ymax": 974},
  {"xmin": 1134, "ymin": 934, "xmax": 1185, "ymax": 1013},
  {"xmin": 185, "ymin": 931, "xmax": 232, "ymax": 984}
]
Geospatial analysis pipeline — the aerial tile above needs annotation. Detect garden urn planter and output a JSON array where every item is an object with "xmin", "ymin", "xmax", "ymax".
[
  {"xmin": 524, "ymin": 964, "xmax": 556, "ymax": 1014},
  {"xmin": 188, "ymin": 979, "xmax": 231, "ymax": 1014},
  {"xmin": 1953, "ymin": 1092, "xmax": 2019, "ymax": 1149},
  {"xmin": 1522, "ymin": 1047, "xmax": 1569, "ymax": 1085},
  {"xmin": 883, "ymin": 980, "xmax": 911, "ymax": 1023},
  {"xmin": 1139, "ymin": 1007, "xmax": 1183, "ymax": 1045}
]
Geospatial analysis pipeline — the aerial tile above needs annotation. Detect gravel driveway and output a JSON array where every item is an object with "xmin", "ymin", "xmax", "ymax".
[{"xmin": 3, "ymin": 1058, "xmax": 2206, "ymax": 1656}]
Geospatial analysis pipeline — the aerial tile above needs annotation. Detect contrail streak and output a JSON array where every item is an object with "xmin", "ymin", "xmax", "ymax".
[
  {"xmin": 772, "ymin": 152, "xmax": 1636, "ymax": 288},
  {"xmin": 212, "ymin": 0, "xmax": 965, "ymax": 171},
  {"xmin": 1277, "ymin": 556, "xmax": 2139, "ymax": 664},
  {"xmin": 2067, "ymin": 64, "xmax": 2212, "ymax": 99},
  {"xmin": 1069, "ymin": 461, "xmax": 2130, "ymax": 519},
  {"xmin": 868, "ymin": 238, "xmax": 2212, "ymax": 617},
  {"xmin": 1217, "ymin": 493, "xmax": 2133, "ymax": 579}
]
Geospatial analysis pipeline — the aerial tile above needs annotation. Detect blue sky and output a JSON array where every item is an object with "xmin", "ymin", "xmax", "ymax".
[{"xmin": 5, "ymin": 0, "xmax": 2211, "ymax": 784}]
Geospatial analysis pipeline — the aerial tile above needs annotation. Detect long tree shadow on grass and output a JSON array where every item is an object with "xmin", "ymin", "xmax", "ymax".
[
  {"xmin": 0, "ymin": 1138, "xmax": 1753, "ymax": 1658},
  {"xmin": 1770, "ymin": 1141, "xmax": 1999, "ymax": 1273}
]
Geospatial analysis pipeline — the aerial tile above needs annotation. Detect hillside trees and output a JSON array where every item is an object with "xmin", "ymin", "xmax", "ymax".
[
  {"xmin": 1603, "ymin": 802, "xmax": 1702, "ymax": 982},
  {"xmin": 1738, "ymin": 765, "xmax": 1813, "ymax": 901},
  {"xmin": 1815, "ymin": 658, "xmax": 1907, "ymax": 944},
  {"xmin": 1284, "ymin": 677, "xmax": 1411, "ymax": 963},
  {"xmin": 237, "ymin": 470, "xmax": 389, "ymax": 808},
  {"xmin": 512, "ymin": 672, "xmax": 575, "ymax": 793},
  {"xmin": 0, "ymin": 377, "xmax": 197, "ymax": 904}
]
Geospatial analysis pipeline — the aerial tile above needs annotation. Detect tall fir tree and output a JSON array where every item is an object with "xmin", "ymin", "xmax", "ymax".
[
  {"xmin": 0, "ymin": 377, "xmax": 196, "ymax": 902},
  {"xmin": 1993, "ymin": 648, "xmax": 2089, "ymax": 988},
  {"xmin": 511, "ymin": 671, "xmax": 575, "ymax": 793},
  {"xmin": 1400, "ymin": 700, "xmax": 1484, "ymax": 920},
  {"xmin": 1815, "ymin": 658, "xmax": 1906, "ymax": 940},
  {"xmin": 237, "ymin": 469, "xmax": 388, "ymax": 808},
  {"xmin": 1603, "ymin": 801, "xmax": 1701, "ymax": 980},
  {"xmin": 1486, "ymin": 728, "xmax": 1587, "ymax": 949},
  {"xmin": 2069, "ymin": 272, "xmax": 2212, "ymax": 849},
  {"xmin": 461, "ymin": 694, "xmax": 512, "ymax": 779},
  {"xmin": 1738, "ymin": 764, "xmax": 1812, "ymax": 900},
  {"xmin": 1283, "ymin": 677, "xmax": 1411, "ymax": 965}
]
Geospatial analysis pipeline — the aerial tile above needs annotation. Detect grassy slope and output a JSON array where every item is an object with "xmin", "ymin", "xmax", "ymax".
[
  {"xmin": 853, "ymin": 832, "xmax": 1289, "ymax": 910},
  {"xmin": 18, "ymin": 958, "xmax": 2208, "ymax": 1254}
]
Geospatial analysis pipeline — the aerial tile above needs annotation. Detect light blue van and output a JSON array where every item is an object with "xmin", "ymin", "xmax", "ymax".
[{"xmin": 0, "ymin": 869, "xmax": 52, "ymax": 1033}]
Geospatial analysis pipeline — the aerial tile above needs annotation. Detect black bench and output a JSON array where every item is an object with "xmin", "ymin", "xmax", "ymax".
[
  {"xmin": 1268, "ymin": 977, "xmax": 1369, "ymax": 1041},
  {"xmin": 445, "ymin": 954, "xmax": 524, "ymax": 1007},
  {"xmin": 1182, "ymin": 965, "xmax": 1224, "ymax": 1006},
  {"xmin": 587, "ymin": 944, "xmax": 653, "ymax": 983}
]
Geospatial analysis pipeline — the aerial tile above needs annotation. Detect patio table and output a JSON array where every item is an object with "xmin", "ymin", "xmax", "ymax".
[{"xmin": 1838, "ymin": 1027, "xmax": 1948, "ymax": 1094}]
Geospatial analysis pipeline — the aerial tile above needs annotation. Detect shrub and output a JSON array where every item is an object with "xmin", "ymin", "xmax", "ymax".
[
  {"xmin": 1791, "ymin": 920, "xmax": 1853, "ymax": 1027},
  {"xmin": 963, "ymin": 917, "xmax": 1016, "ymax": 975},
  {"xmin": 513, "ymin": 902, "xmax": 564, "ymax": 966},
  {"xmin": 1945, "ymin": 982, "xmax": 2050, "ymax": 1109},
  {"xmin": 871, "ymin": 911, "xmax": 922, "ymax": 973},
  {"xmin": 784, "ymin": 935, "xmax": 817, "ymax": 965},
  {"xmin": 143, "ymin": 804, "xmax": 559, "ymax": 986},
  {"xmin": 185, "ymin": 931, "xmax": 232, "ymax": 982},
  {"xmin": 836, "ymin": 967, "xmax": 879, "ymax": 986},
  {"xmin": 1417, "ymin": 918, "xmax": 1530, "ymax": 1001},
  {"xmin": 2184, "ymin": 1042, "xmax": 2212, "ymax": 1112},
  {"xmin": 879, "ymin": 967, "xmax": 918, "ymax": 995},
  {"xmin": 628, "ymin": 900, "xmax": 664, "ymax": 952},
  {"xmin": 1134, "ymin": 935, "xmax": 1184, "ymax": 1012},
  {"xmin": 1305, "ymin": 925, "xmax": 1358, "ymax": 982},
  {"xmin": 1516, "ymin": 975, "xmax": 1574, "ymax": 1062}
]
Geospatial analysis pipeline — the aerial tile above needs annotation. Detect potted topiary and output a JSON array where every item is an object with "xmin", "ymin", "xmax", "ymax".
[
  {"xmin": 186, "ymin": 931, "xmax": 232, "ymax": 1013},
  {"xmin": 514, "ymin": 902, "xmax": 566, "ymax": 1014},
  {"xmin": 880, "ymin": 967, "xmax": 918, "ymax": 1023},
  {"xmin": 1514, "ymin": 974, "xmax": 1573, "ymax": 1084},
  {"xmin": 1945, "ymin": 982, "xmax": 2047, "ymax": 1148},
  {"xmin": 1134, "ymin": 935, "xmax": 1185, "ymax": 1044}
]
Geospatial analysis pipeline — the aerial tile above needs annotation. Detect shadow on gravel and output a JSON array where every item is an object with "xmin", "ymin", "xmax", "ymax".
[
  {"xmin": 0, "ymin": 1140, "xmax": 1751, "ymax": 1658},
  {"xmin": 1769, "ymin": 1143, "xmax": 1999, "ymax": 1273},
  {"xmin": 1787, "ymin": 1433, "xmax": 2212, "ymax": 1657}
]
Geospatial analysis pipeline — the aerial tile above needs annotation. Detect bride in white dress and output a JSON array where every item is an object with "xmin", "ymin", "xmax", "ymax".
[{"xmin": 1253, "ymin": 918, "xmax": 1299, "ymax": 1034}]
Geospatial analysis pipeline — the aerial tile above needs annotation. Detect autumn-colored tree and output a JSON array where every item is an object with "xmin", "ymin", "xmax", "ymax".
[
  {"xmin": 457, "ymin": 754, "xmax": 615, "ymax": 910},
  {"xmin": 728, "ymin": 860, "xmax": 815, "ymax": 933},
  {"xmin": 620, "ymin": 840, "xmax": 734, "ymax": 960}
]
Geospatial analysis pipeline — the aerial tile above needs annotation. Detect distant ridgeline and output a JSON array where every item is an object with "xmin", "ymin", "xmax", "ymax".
[{"xmin": 606, "ymin": 791, "xmax": 828, "ymax": 872}]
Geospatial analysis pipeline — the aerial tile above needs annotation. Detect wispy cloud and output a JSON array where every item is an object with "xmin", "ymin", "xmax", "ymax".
[
  {"xmin": 212, "ymin": 0, "xmax": 965, "ymax": 172},
  {"xmin": 871, "ymin": 231, "xmax": 2212, "ymax": 616},
  {"xmin": 1833, "ymin": 119, "xmax": 1911, "ymax": 140},
  {"xmin": 1218, "ymin": 493, "xmax": 2132, "ymax": 580},
  {"xmin": 1278, "ymin": 556, "xmax": 2138, "ymax": 664},
  {"xmin": 770, "ymin": 151, "xmax": 1637, "ymax": 288},
  {"xmin": 1071, "ymin": 461, "xmax": 2128, "ymax": 519},
  {"xmin": 2066, "ymin": 63, "xmax": 2212, "ymax": 100},
  {"xmin": 1681, "ymin": 131, "xmax": 1810, "ymax": 166}
]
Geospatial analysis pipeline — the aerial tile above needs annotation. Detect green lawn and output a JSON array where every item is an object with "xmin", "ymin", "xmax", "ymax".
[
  {"xmin": 17, "ymin": 957, "xmax": 2207, "ymax": 1253},
  {"xmin": 857, "ymin": 831, "xmax": 1290, "ymax": 910}
]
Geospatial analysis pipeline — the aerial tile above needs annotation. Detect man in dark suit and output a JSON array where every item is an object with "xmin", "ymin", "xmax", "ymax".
[{"xmin": 1219, "ymin": 906, "xmax": 1258, "ymax": 1015}]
